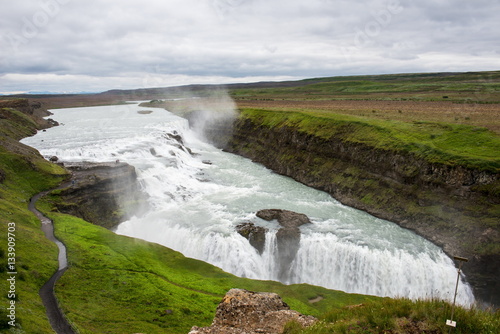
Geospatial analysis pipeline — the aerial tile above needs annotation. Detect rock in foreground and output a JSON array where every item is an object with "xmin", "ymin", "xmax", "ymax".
[{"xmin": 189, "ymin": 289, "xmax": 316, "ymax": 334}]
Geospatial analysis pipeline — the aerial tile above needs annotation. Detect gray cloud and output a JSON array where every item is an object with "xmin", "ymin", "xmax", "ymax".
[{"xmin": 1, "ymin": 0, "xmax": 499, "ymax": 94}]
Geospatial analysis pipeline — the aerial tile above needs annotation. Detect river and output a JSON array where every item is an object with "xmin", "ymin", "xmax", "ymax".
[{"xmin": 21, "ymin": 102, "xmax": 475, "ymax": 305}]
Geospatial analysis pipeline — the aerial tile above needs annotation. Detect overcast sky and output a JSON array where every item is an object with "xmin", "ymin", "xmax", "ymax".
[{"xmin": 1, "ymin": 0, "xmax": 499, "ymax": 94}]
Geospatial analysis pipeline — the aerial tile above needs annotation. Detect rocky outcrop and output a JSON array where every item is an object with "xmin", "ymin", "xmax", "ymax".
[
  {"xmin": 189, "ymin": 289, "xmax": 317, "ymax": 334},
  {"xmin": 0, "ymin": 99, "xmax": 61, "ymax": 168},
  {"xmin": 236, "ymin": 223, "xmax": 268, "ymax": 254},
  {"xmin": 258, "ymin": 209, "xmax": 311, "ymax": 281},
  {"xmin": 237, "ymin": 210, "xmax": 311, "ymax": 280},
  {"xmin": 51, "ymin": 162, "xmax": 148, "ymax": 229},
  {"xmin": 227, "ymin": 116, "xmax": 500, "ymax": 306},
  {"xmin": 256, "ymin": 209, "xmax": 311, "ymax": 228}
]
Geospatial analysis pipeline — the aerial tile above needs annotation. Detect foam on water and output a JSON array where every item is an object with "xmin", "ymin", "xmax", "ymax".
[{"xmin": 22, "ymin": 103, "xmax": 475, "ymax": 305}]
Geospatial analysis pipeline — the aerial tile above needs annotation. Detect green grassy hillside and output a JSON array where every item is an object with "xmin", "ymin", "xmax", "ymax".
[
  {"xmin": 285, "ymin": 298, "xmax": 499, "ymax": 334},
  {"xmin": 1, "ymin": 101, "xmax": 68, "ymax": 332},
  {"xmin": 0, "ymin": 148, "xmax": 67, "ymax": 333},
  {"xmin": 240, "ymin": 108, "xmax": 500, "ymax": 173}
]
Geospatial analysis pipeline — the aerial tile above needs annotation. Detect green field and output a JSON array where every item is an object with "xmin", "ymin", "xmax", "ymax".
[{"xmin": 230, "ymin": 71, "xmax": 500, "ymax": 103}]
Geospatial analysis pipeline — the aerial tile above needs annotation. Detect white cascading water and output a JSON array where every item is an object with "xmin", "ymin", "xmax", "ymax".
[{"xmin": 22, "ymin": 102, "xmax": 475, "ymax": 306}]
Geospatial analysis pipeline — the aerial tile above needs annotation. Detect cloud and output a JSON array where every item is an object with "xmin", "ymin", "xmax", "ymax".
[{"xmin": 1, "ymin": 0, "xmax": 499, "ymax": 94}]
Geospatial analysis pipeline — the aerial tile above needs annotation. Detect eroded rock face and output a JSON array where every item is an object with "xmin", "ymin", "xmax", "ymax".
[
  {"xmin": 189, "ymin": 289, "xmax": 317, "ymax": 334},
  {"xmin": 52, "ymin": 162, "xmax": 148, "ymax": 229},
  {"xmin": 0, "ymin": 98, "xmax": 56, "ymax": 130}
]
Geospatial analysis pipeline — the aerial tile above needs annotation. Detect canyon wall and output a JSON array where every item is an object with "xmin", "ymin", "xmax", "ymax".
[{"xmin": 225, "ymin": 114, "xmax": 500, "ymax": 306}]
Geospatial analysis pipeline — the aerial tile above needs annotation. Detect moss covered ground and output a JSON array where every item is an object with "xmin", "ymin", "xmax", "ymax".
[{"xmin": 284, "ymin": 298, "xmax": 500, "ymax": 334}]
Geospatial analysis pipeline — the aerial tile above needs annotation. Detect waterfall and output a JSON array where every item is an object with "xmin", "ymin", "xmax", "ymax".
[
  {"xmin": 289, "ymin": 232, "xmax": 472, "ymax": 303},
  {"xmin": 21, "ymin": 102, "xmax": 475, "ymax": 306}
]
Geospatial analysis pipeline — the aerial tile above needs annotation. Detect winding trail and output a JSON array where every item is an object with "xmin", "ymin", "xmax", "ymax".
[{"xmin": 29, "ymin": 186, "xmax": 76, "ymax": 334}]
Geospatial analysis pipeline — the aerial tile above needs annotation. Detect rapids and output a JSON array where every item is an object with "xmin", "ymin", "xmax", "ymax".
[{"xmin": 21, "ymin": 102, "xmax": 475, "ymax": 305}]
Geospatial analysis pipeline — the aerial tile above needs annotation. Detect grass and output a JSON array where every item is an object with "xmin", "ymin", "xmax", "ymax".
[
  {"xmin": 0, "ymin": 148, "xmax": 68, "ymax": 332},
  {"xmin": 239, "ymin": 108, "xmax": 500, "ymax": 172},
  {"xmin": 0, "ymin": 102, "xmax": 69, "ymax": 332},
  {"xmin": 0, "ymin": 108, "xmax": 38, "ymax": 141},
  {"xmin": 283, "ymin": 298, "xmax": 500, "ymax": 334},
  {"xmin": 229, "ymin": 71, "xmax": 500, "ymax": 134},
  {"xmin": 230, "ymin": 71, "xmax": 500, "ymax": 103}
]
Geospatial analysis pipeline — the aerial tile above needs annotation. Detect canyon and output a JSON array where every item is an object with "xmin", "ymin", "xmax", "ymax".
[{"xmin": 223, "ymin": 110, "xmax": 499, "ymax": 306}]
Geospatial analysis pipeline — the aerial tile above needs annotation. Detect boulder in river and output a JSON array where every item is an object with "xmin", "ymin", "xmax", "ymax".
[
  {"xmin": 256, "ymin": 209, "xmax": 311, "ymax": 228},
  {"xmin": 252, "ymin": 209, "xmax": 312, "ymax": 281},
  {"xmin": 236, "ymin": 222, "xmax": 268, "ymax": 254}
]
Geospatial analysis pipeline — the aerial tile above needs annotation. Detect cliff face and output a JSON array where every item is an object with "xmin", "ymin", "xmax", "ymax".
[
  {"xmin": 50, "ymin": 162, "xmax": 148, "ymax": 230},
  {"xmin": 226, "ymin": 116, "xmax": 500, "ymax": 306}
]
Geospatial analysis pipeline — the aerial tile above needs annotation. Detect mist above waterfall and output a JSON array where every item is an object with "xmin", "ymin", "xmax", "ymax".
[{"xmin": 153, "ymin": 88, "xmax": 238, "ymax": 148}]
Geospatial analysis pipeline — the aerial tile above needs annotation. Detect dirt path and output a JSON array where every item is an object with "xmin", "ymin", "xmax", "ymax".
[{"xmin": 29, "ymin": 186, "xmax": 76, "ymax": 334}]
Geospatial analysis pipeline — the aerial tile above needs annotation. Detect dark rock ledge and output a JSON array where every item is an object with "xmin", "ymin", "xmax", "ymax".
[
  {"xmin": 50, "ymin": 161, "xmax": 148, "ymax": 230},
  {"xmin": 235, "ymin": 222, "xmax": 268, "ymax": 254},
  {"xmin": 237, "ymin": 209, "xmax": 311, "ymax": 281}
]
